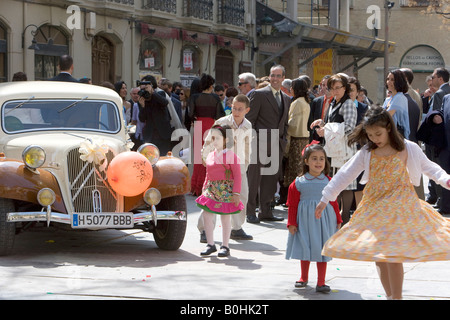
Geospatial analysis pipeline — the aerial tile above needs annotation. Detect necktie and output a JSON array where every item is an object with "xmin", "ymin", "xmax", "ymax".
[{"xmin": 275, "ymin": 91, "xmax": 281, "ymax": 107}]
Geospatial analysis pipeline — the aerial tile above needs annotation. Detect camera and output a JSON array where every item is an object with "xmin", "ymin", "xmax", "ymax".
[{"xmin": 136, "ymin": 80, "xmax": 152, "ymax": 99}]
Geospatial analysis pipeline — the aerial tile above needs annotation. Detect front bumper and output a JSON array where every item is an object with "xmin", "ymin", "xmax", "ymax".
[{"xmin": 7, "ymin": 206, "xmax": 186, "ymax": 228}]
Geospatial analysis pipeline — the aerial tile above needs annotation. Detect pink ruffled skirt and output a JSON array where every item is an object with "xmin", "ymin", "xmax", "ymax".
[{"xmin": 196, "ymin": 179, "xmax": 244, "ymax": 214}]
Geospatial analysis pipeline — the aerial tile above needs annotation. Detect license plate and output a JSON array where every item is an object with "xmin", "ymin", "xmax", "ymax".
[{"xmin": 72, "ymin": 213, "xmax": 134, "ymax": 229}]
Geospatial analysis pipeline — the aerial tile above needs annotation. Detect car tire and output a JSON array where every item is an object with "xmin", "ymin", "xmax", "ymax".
[
  {"xmin": 152, "ymin": 195, "xmax": 187, "ymax": 250},
  {"xmin": 0, "ymin": 198, "xmax": 16, "ymax": 256}
]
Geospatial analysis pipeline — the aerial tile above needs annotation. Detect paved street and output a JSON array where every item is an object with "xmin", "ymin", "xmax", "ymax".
[{"xmin": 0, "ymin": 192, "xmax": 449, "ymax": 302}]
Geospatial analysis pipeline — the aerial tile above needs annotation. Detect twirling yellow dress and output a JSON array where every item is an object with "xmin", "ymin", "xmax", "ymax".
[{"xmin": 322, "ymin": 151, "xmax": 450, "ymax": 262}]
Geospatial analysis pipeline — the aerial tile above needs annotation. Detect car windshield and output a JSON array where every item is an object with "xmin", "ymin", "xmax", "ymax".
[{"xmin": 2, "ymin": 99, "xmax": 121, "ymax": 133}]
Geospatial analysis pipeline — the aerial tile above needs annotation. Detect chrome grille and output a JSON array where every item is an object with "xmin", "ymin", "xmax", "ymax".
[{"xmin": 67, "ymin": 148, "xmax": 117, "ymax": 213}]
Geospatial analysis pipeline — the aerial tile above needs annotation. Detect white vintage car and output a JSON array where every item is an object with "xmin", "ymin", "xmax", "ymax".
[{"xmin": 0, "ymin": 81, "xmax": 190, "ymax": 255}]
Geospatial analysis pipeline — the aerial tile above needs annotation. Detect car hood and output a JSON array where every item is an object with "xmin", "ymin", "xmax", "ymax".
[{"xmin": 0, "ymin": 132, "xmax": 130, "ymax": 165}]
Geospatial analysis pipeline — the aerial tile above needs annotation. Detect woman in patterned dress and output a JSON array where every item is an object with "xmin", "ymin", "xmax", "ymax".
[{"xmin": 315, "ymin": 106, "xmax": 450, "ymax": 300}]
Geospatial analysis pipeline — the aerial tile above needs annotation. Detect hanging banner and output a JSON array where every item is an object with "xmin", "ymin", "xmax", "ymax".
[
  {"xmin": 183, "ymin": 50, "xmax": 193, "ymax": 71},
  {"xmin": 313, "ymin": 49, "xmax": 333, "ymax": 86}
]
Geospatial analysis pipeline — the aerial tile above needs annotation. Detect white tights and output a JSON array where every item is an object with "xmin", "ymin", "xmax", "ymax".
[{"xmin": 202, "ymin": 210, "xmax": 231, "ymax": 247}]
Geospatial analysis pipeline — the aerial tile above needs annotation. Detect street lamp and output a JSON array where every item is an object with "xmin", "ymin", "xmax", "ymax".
[
  {"xmin": 384, "ymin": 1, "xmax": 395, "ymax": 97},
  {"xmin": 22, "ymin": 24, "xmax": 40, "ymax": 50},
  {"xmin": 261, "ymin": 14, "xmax": 273, "ymax": 36}
]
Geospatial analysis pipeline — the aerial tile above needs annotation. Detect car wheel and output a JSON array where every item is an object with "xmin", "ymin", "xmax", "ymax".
[
  {"xmin": 0, "ymin": 198, "xmax": 16, "ymax": 256},
  {"xmin": 152, "ymin": 195, "xmax": 187, "ymax": 250}
]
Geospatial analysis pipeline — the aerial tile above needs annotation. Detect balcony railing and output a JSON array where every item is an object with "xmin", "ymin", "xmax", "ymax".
[
  {"xmin": 142, "ymin": 0, "xmax": 177, "ymax": 13},
  {"xmin": 218, "ymin": 0, "xmax": 245, "ymax": 27},
  {"xmin": 183, "ymin": 0, "xmax": 214, "ymax": 21},
  {"xmin": 104, "ymin": 0, "xmax": 135, "ymax": 5}
]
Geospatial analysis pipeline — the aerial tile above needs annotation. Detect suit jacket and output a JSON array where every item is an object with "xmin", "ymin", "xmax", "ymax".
[
  {"xmin": 138, "ymin": 90, "xmax": 172, "ymax": 154},
  {"xmin": 405, "ymin": 93, "xmax": 420, "ymax": 143},
  {"xmin": 48, "ymin": 72, "xmax": 79, "ymax": 82},
  {"xmin": 430, "ymin": 83, "xmax": 450, "ymax": 111},
  {"xmin": 246, "ymin": 85, "xmax": 290, "ymax": 157},
  {"xmin": 443, "ymin": 94, "xmax": 450, "ymax": 150}
]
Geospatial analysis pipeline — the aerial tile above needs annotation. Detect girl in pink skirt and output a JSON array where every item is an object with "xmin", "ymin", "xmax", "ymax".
[{"xmin": 196, "ymin": 125, "xmax": 244, "ymax": 257}]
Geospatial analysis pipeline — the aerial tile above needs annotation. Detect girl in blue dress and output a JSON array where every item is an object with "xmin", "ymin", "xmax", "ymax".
[{"xmin": 286, "ymin": 143, "xmax": 342, "ymax": 293}]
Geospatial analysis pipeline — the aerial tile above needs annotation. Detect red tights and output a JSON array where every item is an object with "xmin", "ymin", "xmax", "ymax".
[{"xmin": 299, "ymin": 260, "xmax": 327, "ymax": 286}]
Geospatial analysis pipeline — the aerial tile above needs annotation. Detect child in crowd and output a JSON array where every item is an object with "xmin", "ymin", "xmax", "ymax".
[
  {"xmin": 315, "ymin": 106, "xmax": 450, "ymax": 300},
  {"xmin": 198, "ymin": 94, "xmax": 253, "ymax": 241},
  {"xmin": 196, "ymin": 125, "xmax": 244, "ymax": 257},
  {"xmin": 286, "ymin": 143, "xmax": 342, "ymax": 293}
]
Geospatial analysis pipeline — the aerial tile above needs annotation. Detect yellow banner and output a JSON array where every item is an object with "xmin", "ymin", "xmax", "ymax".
[{"xmin": 313, "ymin": 49, "xmax": 333, "ymax": 86}]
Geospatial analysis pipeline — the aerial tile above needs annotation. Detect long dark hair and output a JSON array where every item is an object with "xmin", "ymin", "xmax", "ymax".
[
  {"xmin": 386, "ymin": 69, "xmax": 408, "ymax": 93},
  {"xmin": 291, "ymin": 77, "xmax": 310, "ymax": 103},
  {"xmin": 300, "ymin": 144, "xmax": 330, "ymax": 176},
  {"xmin": 348, "ymin": 105, "xmax": 405, "ymax": 151}
]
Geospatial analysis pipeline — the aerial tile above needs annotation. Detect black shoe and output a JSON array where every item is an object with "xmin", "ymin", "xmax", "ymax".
[
  {"xmin": 218, "ymin": 246, "xmax": 230, "ymax": 257},
  {"xmin": 200, "ymin": 231, "xmax": 207, "ymax": 243},
  {"xmin": 200, "ymin": 244, "xmax": 217, "ymax": 256},
  {"xmin": 247, "ymin": 215, "xmax": 260, "ymax": 224},
  {"xmin": 316, "ymin": 285, "xmax": 331, "ymax": 293},
  {"xmin": 425, "ymin": 195, "xmax": 438, "ymax": 205},
  {"xmin": 260, "ymin": 216, "xmax": 284, "ymax": 222},
  {"xmin": 230, "ymin": 229, "xmax": 253, "ymax": 240}
]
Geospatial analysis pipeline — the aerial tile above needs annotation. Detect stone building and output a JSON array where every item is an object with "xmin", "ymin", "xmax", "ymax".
[{"xmin": 0, "ymin": 0, "xmax": 257, "ymax": 88}]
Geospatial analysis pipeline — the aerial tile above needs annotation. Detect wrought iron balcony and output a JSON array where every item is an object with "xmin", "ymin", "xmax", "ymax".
[
  {"xmin": 142, "ymin": 0, "xmax": 177, "ymax": 13},
  {"xmin": 218, "ymin": 0, "xmax": 245, "ymax": 27},
  {"xmin": 183, "ymin": 0, "xmax": 214, "ymax": 21},
  {"xmin": 104, "ymin": 0, "xmax": 135, "ymax": 5}
]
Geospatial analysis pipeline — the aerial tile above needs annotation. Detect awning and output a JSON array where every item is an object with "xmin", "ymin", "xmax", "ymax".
[{"xmin": 256, "ymin": 2, "xmax": 395, "ymax": 72}]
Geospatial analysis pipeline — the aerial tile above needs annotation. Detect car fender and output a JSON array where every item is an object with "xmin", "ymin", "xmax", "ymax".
[{"xmin": 0, "ymin": 159, "xmax": 66, "ymax": 213}]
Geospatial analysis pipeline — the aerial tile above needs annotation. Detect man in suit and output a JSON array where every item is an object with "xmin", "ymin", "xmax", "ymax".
[
  {"xmin": 429, "ymin": 68, "xmax": 450, "ymax": 112},
  {"xmin": 430, "ymin": 93, "xmax": 450, "ymax": 214},
  {"xmin": 424, "ymin": 68, "xmax": 450, "ymax": 206},
  {"xmin": 438, "ymin": 94, "xmax": 450, "ymax": 214},
  {"xmin": 245, "ymin": 65, "xmax": 290, "ymax": 223},
  {"xmin": 308, "ymin": 75, "xmax": 332, "ymax": 142},
  {"xmin": 48, "ymin": 55, "xmax": 79, "ymax": 82}
]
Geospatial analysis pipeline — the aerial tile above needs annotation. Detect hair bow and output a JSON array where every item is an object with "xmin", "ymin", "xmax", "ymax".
[{"xmin": 301, "ymin": 140, "xmax": 320, "ymax": 156}]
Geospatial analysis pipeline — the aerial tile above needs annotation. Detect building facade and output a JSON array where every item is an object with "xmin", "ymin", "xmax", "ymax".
[
  {"xmin": 264, "ymin": 0, "xmax": 449, "ymax": 104},
  {"xmin": 0, "ymin": 0, "xmax": 256, "ymax": 88}
]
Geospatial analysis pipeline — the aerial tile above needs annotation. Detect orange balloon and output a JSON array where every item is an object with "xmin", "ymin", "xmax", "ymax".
[{"xmin": 107, "ymin": 151, "xmax": 153, "ymax": 196}]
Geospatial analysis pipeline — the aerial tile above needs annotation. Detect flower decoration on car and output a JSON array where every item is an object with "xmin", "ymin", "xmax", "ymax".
[{"xmin": 79, "ymin": 138, "xmax": 109, "ymax": 172}]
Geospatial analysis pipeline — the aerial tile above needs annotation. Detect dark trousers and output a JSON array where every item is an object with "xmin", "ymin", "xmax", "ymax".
[
  {"xmin": 425, "ymin": 144, "xmax": 442, "ymax": 201},
  {"xmin": 439, "ymin": 149, "xmax": 450, "ymax": 212},
  {"xmin": 246, "ymin": 151, "xmax": 282, "ymax": 219}
]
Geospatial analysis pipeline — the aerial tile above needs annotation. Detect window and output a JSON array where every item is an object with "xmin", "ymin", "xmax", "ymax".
[
  {"xmin": 139, "ymin": 39, "xmax": 164, "ymax": 73},
  {"xmin": 33, "ymin": 25, "xmax": 69, "ymax": 80}
]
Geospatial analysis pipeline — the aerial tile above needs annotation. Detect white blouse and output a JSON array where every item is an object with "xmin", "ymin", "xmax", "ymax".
[{"xmin": 321, "ymin": 139, "xmax": 450, "ymax": 203}]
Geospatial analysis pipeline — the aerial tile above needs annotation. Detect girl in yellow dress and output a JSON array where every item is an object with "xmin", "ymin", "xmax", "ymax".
[{"xmin": 315, "ymin": 106, "xmax": 450, "ymax": 300}]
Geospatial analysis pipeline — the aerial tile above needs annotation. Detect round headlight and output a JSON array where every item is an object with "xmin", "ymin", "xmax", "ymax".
[
  {"xmin": 137, "ymin": 143, "xmax": 160, "ymax": 165},
  {"xmin": 22, "ymin": 145, "xmax": 46, "ymax": 169},
  {"xmin": 37, "ymin": 188, "xmax": 56, "ymax": 207},
  {"xmin": 144, "ymin": 188, "xmax": 161, "ymax": 206}
]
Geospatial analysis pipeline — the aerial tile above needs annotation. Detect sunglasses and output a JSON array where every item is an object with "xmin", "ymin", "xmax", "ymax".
[{"xmin": 238, "ymin": 82, "xmax": 248, "ymax": 86}]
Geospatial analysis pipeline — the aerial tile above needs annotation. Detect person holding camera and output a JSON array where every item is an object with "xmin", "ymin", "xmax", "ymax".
[{"xmin": 138, "ymin": 75, "xmax": 172, "ymax": 155}]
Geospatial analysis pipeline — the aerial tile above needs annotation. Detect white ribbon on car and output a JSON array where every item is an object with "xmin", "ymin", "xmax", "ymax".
[{"xmin": 79, "ymin": 138, "xmax": 109, "ymax": 172}]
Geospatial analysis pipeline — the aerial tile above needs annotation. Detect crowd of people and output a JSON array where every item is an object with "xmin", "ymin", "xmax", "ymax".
[{"xmin": 10, "ymin": 55, "xmax": 450, "ymax": 299}]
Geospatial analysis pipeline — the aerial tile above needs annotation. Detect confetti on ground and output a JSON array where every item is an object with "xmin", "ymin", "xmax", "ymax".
[{"xmin": 331, "ymin": 289, "xmax": 339, "ymax": 293}]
